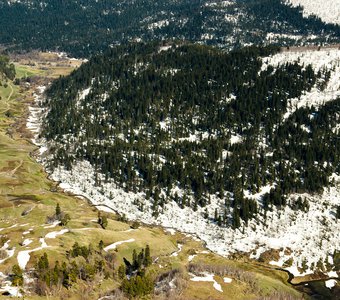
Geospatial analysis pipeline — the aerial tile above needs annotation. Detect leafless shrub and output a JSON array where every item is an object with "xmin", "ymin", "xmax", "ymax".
[
  {"xmin": 0, "ymin": 249, "xmax": 7, "ymax": 260},
  {"xmin": 0, "ymin": 236, "xmax": 7, "ymax": 248},
  {"xmin": 33, "ymin": 279, "xmax": 49, "ymax": 296},
  {"xmin": 257, "ymin": 291, "xmax": 303, "ymax": 300},
  {"xmin": 98, "ymin": 289, "xmax": 128, "ymax": 300},
  {"xmin": 49, "ymin": 284, "xmax": 69, "ymax": 300},
  {"xmin": 104, "ymin": 252, "xmax": 116, "ymax": 270},
  {"xmin": 154, "ymin": 268, "xmax": 187, "ymax": 298},
  {"xmin": 77, "ymin": 281, "xmax": 97, "ymax": 300}
]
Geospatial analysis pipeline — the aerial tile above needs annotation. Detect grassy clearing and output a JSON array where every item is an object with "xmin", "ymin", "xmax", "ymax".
[{"xmin": 14, "ymin": 65, "xmax": 45, "ymax": 79}]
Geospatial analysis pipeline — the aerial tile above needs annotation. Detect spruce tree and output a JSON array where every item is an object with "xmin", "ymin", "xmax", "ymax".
[
  {"xmin": 56, "ymin": 203, "xmax": 61, "ymax": 217},
  {"xmin": 144, "ymin": 245, "xmax": 152, "ymax": 267}
]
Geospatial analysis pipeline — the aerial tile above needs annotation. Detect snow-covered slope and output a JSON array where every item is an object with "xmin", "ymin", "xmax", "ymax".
[
  {"xmin": 47, "ymin": 160, "xmax": 340, "ymax": 277},
  {"xmin": 31, "ymin": 133, "xmax": 340, "ymax": 277},
  {"xmin": 28, "ymin": 46, "xmax": 340, "ymax": 278},
  {"xmin": 261, "ymin": 47, "xmax": 340, "ymax": 120},
  {"xmin": 286, "ymin": 0, "xmax": 340, "ymax": 25}
]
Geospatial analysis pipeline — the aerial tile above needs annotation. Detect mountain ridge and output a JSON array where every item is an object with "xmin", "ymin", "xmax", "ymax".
[{"xmin": 0, "ymin": 0, "xmax": 339, "ymax": 57}]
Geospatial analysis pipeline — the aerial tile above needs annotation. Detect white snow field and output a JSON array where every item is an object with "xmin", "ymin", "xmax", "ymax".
[{"xmin": 286, "ymin": 0, "xmax": 340, "ymax": 25}]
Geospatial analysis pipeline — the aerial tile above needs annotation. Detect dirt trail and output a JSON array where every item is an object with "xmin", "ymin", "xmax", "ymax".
[
  {"xmin": 6, "ymin": 83, "xmax": 14, "ymax": 102},
  {"xmin": 0, "ymin": 83, "xmax": 14, "ymax": 114},
  {"xmin": 10, "ymin": 160, "xmax": 23, "ymax": 176}
]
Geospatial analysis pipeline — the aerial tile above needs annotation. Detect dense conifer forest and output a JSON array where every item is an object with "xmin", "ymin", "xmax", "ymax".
[
  {"xmin": 0, "ymin": 54, "xmax": 15, "ymax": 81},
  {"xmin": 0, "ymin": 0, "xmax": 339, "ymax": 57},
  {"xmin": 42, "ymin": 42, "xmax": 340, "ymax": 227}
]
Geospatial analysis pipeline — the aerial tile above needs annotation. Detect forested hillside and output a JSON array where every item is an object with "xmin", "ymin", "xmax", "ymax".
[
  {"xmin": 0, "ymin": 0, "xmax": 339, "ymax": 57},
  {"xmin": 36, "ymin": 42, "xmax": 340, "ymax": 275},
  {"xmin": 42, "ymin": 42, "xmax": 340, "ymax": 226}
]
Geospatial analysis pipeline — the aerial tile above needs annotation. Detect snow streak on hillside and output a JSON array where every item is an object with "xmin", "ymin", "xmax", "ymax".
[
  {"xmin": 286, "ymin": 0, "xmax": 340, "ymax": 25},
  {"xmin": 261, "ymin": 47, "xmax": 340, "ymax": 120}
]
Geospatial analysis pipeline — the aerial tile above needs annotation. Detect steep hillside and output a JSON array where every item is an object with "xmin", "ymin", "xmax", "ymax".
[
  {"xmin": 37, "ymin": 42, "xmax": 340, "ymax": 283},
  {"xmin": 0, "ymin": 0, "xmax": 339, "ymax": 57},
  {"xmin": 0, "ymin": 52, "xmax": 308, "ymax": 300}
]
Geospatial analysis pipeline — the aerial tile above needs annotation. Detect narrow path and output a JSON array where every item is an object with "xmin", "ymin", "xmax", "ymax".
[
  {"xmin": 6, "ymin": 83, "xmax": 14, "ymax": 102},
  {"xmin": 10, "ymin": 160, "xmax": 23, "ymax": 176},
  {"xmin": 0, "ymin": 82, "xmax": 14, "ymax": 114}
]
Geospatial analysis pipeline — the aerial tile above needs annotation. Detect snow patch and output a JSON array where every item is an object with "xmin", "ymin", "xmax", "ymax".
[
  {"xmin": 164, "ymin": 228, "xmax": 176, "ymax": 235},
  {"xmin": 103, "ymin": 239, "xmax": 135, "ymax": 252},
  {"xmin": 190, "ymin": 272, "xmax": 223, "ymax": 292},
  {"xmin": 223, "ymin": 277, "xmax": 232, "ymax": 283},
  {"xmin": 22, "ymin": 239, "xmax": 33, "ymax": 247},
  {"xmin": 17, "ymin": 238, "xmax": 49, "ymax": 269},
  {"xmin": 230, "ymin": 134, "xmax": 242, "ymax": 145},
  {"xmin": 43, "ymin": 221, "xmax": 60, "ymax": 228},
  {"xmin": 325, "ymin": 279, "xmax": 337, "ymax": 289},
  {"xmin": 43, "ymin": 160, "xmax": 340, "ymax": 275},
  {"xmin": 45, "ymin": 229, "xmax": 69, "ymax": 239},
  {"xmin": 170, "ymin": 244, "xmax": 182, "ymax": 257},
  {"xmin": 188, "ymin": 254, "xmax": 197, "ymax": 262},
  {"xmin": 0, "ymin": 281, "xmax": 22, "ymax": 297}
]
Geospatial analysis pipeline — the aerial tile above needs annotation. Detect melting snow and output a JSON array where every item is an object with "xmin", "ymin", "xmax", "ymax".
[
  {"xmin": 325, "ymin": 279, "xmax": 337, "ymax": 289},
  {"xmin": 22, "ymin": 239, "xmax": 33, "ymax": 247},
  {"xmin": 79, "ymin": 87, "xmax": 91, "ymax": 101},
  {"xmin": 43, "ymin": 221, "xmax": 60, "ymax": 228},
  {"xmin": 223, "ymin": 277, "xmax": 232, "ymax": 283},
  {"xmin": 45, "ymin": 229, "xmax": 69, "ymax": 239},
  {"xmin": 0, "ymin": 281, "xmax": 22, "ymax": 297},
  {"xmin": 327, "ymin": 271, "xmax": 338, "ymax": 278},
  {"xmin": 230, "ymin": 134, "xmax": 242, "ymax": 145},
  {"xmin": 188, "ymin": 255, "xmax": 197, "ymax": 262},
  {"xmin": 0, "ymin": 249, "xmax": 15, "ymax": 264},
  {"xmin": 28, "ymin": 49, "xmax": 340, "ymax": 277},
  {"xmin": 285, "ymin": 266, "xmax": 313, "ymax": 277},
  {"xmin": 17, "ymin": 238, "xmax": 49, "ymax": 269},
  {"xmin": 164, "ymin": 228, "xmax": 176, "ymax": 235},
  {"xmin": 0, "ymin": 241, "xmax": 15, "ymax": 264},
  {"xmin": 190, "ymin": 272, "xmax": 223, "ymax": 292},
  {"xmin": 170, "ymin": 244, "xmax": 182, "ymax": 257}
]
